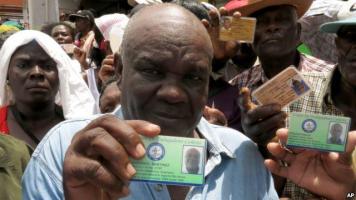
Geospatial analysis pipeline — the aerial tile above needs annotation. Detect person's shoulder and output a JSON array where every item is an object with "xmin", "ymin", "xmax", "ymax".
[
  {"xmin": 229, "ymin": 64, "xmax": 262, "ymax": 86},
  {"xmin": 0, "ymin": 134, "xmax": 31, "ymax": 166},
  {"xmin": 32, "ymin": 114, "xmax": 102, "ymax": 159},
  {"xmin": 22, "ymin": 114, "xmax": 111, "ymax": 199},
  {"xmin": 301, "ymin": 54, "xmax": 335, "ymax": 72}
]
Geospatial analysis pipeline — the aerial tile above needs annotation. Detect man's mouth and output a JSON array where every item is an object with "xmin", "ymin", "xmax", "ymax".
[
  {"xmin": 27, "ymin": 85, "xmax": 49, "ymax": 92},
  {"xmin": 262, "ymin": 38, "xmax": 280, "ymax": 44},
  {"xmin": 152, "ymin": 111, "xmax": 186, "ymax": 120}
]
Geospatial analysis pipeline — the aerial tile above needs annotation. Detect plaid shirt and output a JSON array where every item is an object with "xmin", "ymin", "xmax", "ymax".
[{"xmin": 230, "ymin": 53, "xmax": 335, "ymax": 95}]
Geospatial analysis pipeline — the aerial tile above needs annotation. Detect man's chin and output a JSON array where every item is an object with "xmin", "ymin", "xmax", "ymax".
[{"xmin": 157, "ymin": 126, "xmax": 191, "ymax": 137}]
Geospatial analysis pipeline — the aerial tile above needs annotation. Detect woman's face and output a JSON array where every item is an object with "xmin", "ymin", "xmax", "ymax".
[
  {"xmin": 7, "ymin": 40, "xmax": 59, "ymax": 107},
  {"xmin": 51, "ymin": 25, "xmax": 73, "ymax": 44}
]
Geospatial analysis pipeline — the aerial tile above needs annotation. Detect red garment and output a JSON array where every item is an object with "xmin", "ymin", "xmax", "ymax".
[{"xmin": 0, "ymin": 106, "xmax": 9, "ymax": 134}]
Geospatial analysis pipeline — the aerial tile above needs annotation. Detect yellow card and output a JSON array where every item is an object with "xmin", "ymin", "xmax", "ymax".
[
  {"xmin": 219, "ymin": 17, "xmax": 256, "ymax": 43},
  {"xmin": 252, "ymin": 66, "xmax": 312, "ymax": 108}
]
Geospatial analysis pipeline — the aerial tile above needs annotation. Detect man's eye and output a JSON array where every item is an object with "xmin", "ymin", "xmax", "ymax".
[
  {"xmin": 42, "ymin": 62, "xmax": 56, "ymax": 70},
  {"xmin": 185, "ymin": 74, "xmax": 203, "ymax": 82},
  {"xmin": 16, "ymin": 62, "xmax": 28, "ymax": 69},
  {"xmin": 142, "ymin": 69, "xmax": 161, "ymax": 75},
  {"xmin": 43, "ymin": 64, "xmax": 54, "ymax": 70}
]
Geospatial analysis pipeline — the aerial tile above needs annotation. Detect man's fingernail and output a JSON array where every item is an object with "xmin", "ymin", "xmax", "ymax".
[
  {"xmin": 148, "ymin": 124, "xmax": 160, "ymax": 131},
  {"xmin": 136, "ymin": 144, "xmax": 146, "ymax": 157},
  {"xmin": 126, "ymin": 163, "xmax": 136, "ymax": 176}
]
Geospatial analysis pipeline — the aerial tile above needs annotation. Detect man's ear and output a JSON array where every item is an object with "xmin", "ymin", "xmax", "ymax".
[{"xmin": 114, "ymin": 53, "xmax": 123, "ymax": 84}]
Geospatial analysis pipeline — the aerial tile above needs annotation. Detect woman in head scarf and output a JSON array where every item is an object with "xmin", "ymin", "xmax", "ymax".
[{"xmin": 0, "ymin": 30, "xmax": 95, "ymax": 148}]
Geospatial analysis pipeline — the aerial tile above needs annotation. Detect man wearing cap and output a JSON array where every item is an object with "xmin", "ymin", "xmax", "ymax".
[
  {"xmin": 69, "ymin": 10, "xmax": 95, "ymax": 54},
  {"xmin": 223, "ymin": 0, "xmax": 335, "ymax": 146}
]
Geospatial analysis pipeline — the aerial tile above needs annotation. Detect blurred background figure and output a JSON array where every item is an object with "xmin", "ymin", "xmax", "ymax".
[
  {"xmin": 99, "ymin": 78, "xmax": 121, "ymax": 113},
  {"xmin": 49, "ymin": 22, "xmax": 75, "ymax": 45},
  {"xmin": 69, "ymin": 10, "xmax": 95, "ymax": 54}
]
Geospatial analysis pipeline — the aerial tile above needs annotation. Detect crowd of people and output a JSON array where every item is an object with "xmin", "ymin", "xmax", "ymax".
[{"xmin": 0, "ymin": 0, "xmax": 355, "ymax": 199}]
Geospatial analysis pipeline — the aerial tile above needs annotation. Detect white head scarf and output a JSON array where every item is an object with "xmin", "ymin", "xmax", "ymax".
[
  {"xmin": 0, "ymin": 30, "xmax": 96, "ymax": 119},
  {"xmin": 94, "ymin": 13, "xmax": 129, "ymax": 42}
]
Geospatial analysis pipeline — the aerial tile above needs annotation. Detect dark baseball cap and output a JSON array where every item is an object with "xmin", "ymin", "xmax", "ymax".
[{"xmin": 69, "ymin": 10, "xmax": 94, "ymax": 23}]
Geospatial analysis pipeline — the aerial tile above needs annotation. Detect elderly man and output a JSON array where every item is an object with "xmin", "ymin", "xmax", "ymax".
[
  {"xmin": 21, "ymin": 4, "xmax": 353, "ymax": 200},
  {"xmin": 328, "ymin": 123, "xmax": 344, "ymax": 145},
  {"xmin": 223, "ymin": 0, "xmax": 335, "ymax": 147},
  {"xmin": 22, "ymin": 4, "xmax": 277, "ymax": 200},
  {"xmin": 184, "ymin": 148, "xmax": 201, "ymax": 174}
]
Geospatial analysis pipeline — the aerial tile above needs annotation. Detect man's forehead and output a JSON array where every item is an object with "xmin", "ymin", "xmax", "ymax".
[
  {"xmin": 126, "ymin": 6, "xmax": 208, "ymax": 41},
  {"xmin": 187, "ymin": 148, "xmax": 200, "ymax": 154},
  {"xmin": 121, "ymin": 4, "xmax": 213, "ymax": 66}
]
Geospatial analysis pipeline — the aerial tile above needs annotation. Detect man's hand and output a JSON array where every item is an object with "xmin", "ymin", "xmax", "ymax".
[
  {"xmin": 265, "ymin": 128, "xmax": 356, "ymax": 200},
  {"xmin": 202, "ymin": 7, "xmax": 241, "ymax": 61},
  {"xmin": 239, "ymin": 87, "xmax": 287, "ymax": 145},
  {"xmin": 99, "ymin": 54, "xmax": 115, "ymax": 83},
  {"xmin": 203, "ymin": 106, "xmax": 228, "ymax": 126},
  {"xmin": 63, "ymin": 115, "xmax": 161, "ymax": 200}
]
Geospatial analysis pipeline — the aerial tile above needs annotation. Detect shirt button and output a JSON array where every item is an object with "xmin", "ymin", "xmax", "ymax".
[{"xmin": 154, "ymin": 184, "xmax": 163, "ymax": 192}]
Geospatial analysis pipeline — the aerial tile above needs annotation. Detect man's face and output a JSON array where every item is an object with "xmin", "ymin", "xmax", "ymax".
[
  {"xmin": 8, "ymin": 40, "xmax": 59, "ymax": 107},
  {"xmin": 335, "ymin": 25, "xmax": 356, "ymax": 87},
  {"xmin": 252, "ymin": 6, "xmax": 300, "ymax": 58},
  {"xmin": 75, "ymin": 17, "xmax": 90, "ymax": 33},
  {"xmin": 51, "ymin": 25, "xmax": 73, "ymax": 44},
  {"xmin": 185, "ymin": 148, "xmax": 200, "ymax": 173},
  {"xmin": 331, "ymin": 124, "xmax": 343, "ymax": 138},
  {"xmin": 119, "ymin": 13, "xmax": 212, "ymax": 137}
]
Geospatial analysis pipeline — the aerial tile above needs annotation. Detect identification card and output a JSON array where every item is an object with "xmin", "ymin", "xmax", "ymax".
[
  {"xmin": 130, "ymin": 135, "xmax": 207, "ymax": 186},
  {"xmin": 252, "ymin": 66, "xmax": 312, "ymax": 108},
  {"xmin": 219, "ymin": 17, "xmax": 256, "ymax": 43},
  {"xmin": 287, "ymin": 112, "xmax": 350, "ymax": 152}
]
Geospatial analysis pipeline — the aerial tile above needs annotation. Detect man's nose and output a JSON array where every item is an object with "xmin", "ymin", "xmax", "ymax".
[
  {"xmin": 157, "ymin": 83, "xmax": 188, "ymax": 104},
  {"xmin": 57, "ymin": 34, "xmax": 65, "ymax": 40},
  {"xmin": 29, "ymin": 65, "xmax": 45, "ymax": 79},
  {"xmin": 266, "ymin": 23, "xmax": 280, "ymax": 33}
]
